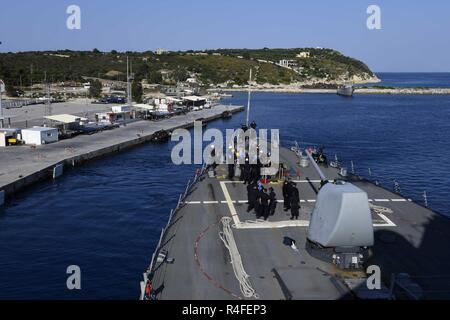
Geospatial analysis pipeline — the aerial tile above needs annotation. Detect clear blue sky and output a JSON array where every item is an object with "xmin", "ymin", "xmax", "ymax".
[{"xmin": 0, "ymin": 0, "xmax": 449, "ymax": 72}]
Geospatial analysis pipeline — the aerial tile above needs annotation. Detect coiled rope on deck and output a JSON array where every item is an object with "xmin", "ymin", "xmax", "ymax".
[{"xmin": 219, "ymin": 217, "xmax": 259, "ymax": 299}]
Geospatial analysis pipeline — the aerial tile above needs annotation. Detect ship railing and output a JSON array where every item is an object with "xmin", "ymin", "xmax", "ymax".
[
  {"xmin": 143, "ymin": 164, "xmax": 207, "ymax": 291},
  {"xmin": 324, "ymin": 150, "xmax": 429, "ymax": 210},
  {"xmin": 348, "ymin": 160, "xmax": 430, "ymax": 209},
  {"xmin": 291, "ymin": 142, "xmax": 433, "ymax": 212}
]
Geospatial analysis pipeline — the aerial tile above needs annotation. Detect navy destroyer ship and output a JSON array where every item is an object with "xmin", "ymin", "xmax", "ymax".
[{"xmin": 139, "ymin": 95, "xmax": 450, "ymax": 301}]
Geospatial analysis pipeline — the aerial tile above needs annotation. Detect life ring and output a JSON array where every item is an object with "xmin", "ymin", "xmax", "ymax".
[{"xmin": 144, "ymin": 280, "xmax": 153, "ymax": 300}]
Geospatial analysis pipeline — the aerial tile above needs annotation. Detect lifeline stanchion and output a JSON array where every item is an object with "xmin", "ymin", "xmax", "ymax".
[
  {"xmin": 148, "ymin": 252, "xmax": 156, "ymax": 273},
  {"xmin": 351, "ymin": 161, "xmax": 355, "ymax": 174},
  {"xmin": 156, "ymin": 228, "xmax": 165, "ymax": 250},
  {"xmin": 166, "ymin": 209, "xmax": 174, "ymax": 228},
  {"xmin": 193, "ymin": 169, "xmax": 199, "ymax": 183},
  {"xmin": 150, "ymin": 229, "xmax": 166, "ymax": 270},
  {"xmin": 393, "ymin": 180, "xmax": 401, "ymax": 194},
  {"xmin": 177, "ymin": 194, "xmax": 183, "ymax": 209},
  {"xmin": 423, "ymin": 191, "xmax": 428, "ymax": 207},
  {"xmin": 183, "ymin": 179, "xmax": 191, "ymax": 198},
  {"xmin": 368, "ymin": 167, "xmax": 372, "ymax": 178}
]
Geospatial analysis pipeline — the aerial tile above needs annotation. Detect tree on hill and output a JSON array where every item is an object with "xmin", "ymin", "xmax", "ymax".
[
  {"xmin": 148, "ymin": 71, "xmax": 163, "ymax": 84},
  {"xmin": 89, "ymin": 79, "xmax": 102, "ymax": 98},
  {"xmin": 132, "ymin": 80, "xmax": 143, "ymax": 103},
  {"xmin": 5, "ymin": 84, "xmax": 20, "ymax": 97}
]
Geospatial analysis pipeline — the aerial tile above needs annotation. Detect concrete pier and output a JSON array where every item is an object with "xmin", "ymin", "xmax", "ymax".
[{"xmin": 0, "ymin": 104, "xmax": 243, "ymax": 200}]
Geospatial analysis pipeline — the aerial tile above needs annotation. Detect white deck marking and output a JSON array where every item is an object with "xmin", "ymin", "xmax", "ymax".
[
  {"xmin": 374, "ymin": 213, "xmax": 396, "ymax": 227},
  {"xmin": 238, "ymin": 220, "xmax": 310, "ymax": 229},
  {"xmin": 194, "ymin": 181, "xmax": 401, "ymax": 229},
  {"xmin": 223, "ymin": 180, "xmax": 332, "ymax": 184},
  {"xmin": 219, "ymin": 181, "xmax": 241, "ymax": 227},
  {"xmin": 292, "ymin": 180, "xmax": 334, "ymax": 183}
]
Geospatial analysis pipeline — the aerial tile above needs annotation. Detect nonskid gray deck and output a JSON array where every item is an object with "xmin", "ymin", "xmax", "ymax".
[{"xmin": 147, "ymin": 147, "xmax": 450, "ymax": 300}]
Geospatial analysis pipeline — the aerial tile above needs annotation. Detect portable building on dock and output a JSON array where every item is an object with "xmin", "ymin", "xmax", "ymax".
[
  {"xmin": 182, "ymin": 96, "xmax": 207, "ymax": 108},
  {"xmin": 21, "ymin": 127, "xmax": 59, "ymax": 145}
]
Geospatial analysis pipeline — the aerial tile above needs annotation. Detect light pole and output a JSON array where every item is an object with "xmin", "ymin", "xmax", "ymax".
[{"xmin": 0, "ymin": 79, "xmax": 4, "ymax": 128}]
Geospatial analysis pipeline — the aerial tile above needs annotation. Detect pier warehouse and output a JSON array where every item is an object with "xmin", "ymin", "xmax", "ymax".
[
  {"xmin": 182, "ymin": 96, "xmax": 207, "ymax": 108},
  {"xmin": 44, "ymin": 114, "xmax": 87, "ymax": 131},
  {"xmin": 21, "ymin": 127, "xmax": 59, "ymax": 145},
  {"xmin": 96, "ymin": 105, "xmax": 131, "ymax": 124}
]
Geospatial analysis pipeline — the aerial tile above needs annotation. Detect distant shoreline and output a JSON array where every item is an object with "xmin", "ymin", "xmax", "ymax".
[{"xmin": 221, "ymin": 87, "xmax": 450, "ymax": 95}]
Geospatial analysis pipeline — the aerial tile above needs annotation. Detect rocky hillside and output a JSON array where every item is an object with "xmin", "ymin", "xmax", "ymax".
[{"xmin": 0, "ymin": 48, "xmax": 378, "ymax": 91}]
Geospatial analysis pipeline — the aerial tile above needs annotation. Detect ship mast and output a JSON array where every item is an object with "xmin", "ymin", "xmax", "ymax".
[
  {"xmin": 127, "ymin": 56, "xmax": 132, "ymax": 106},
  {"xmin": 245, "ymin": 69, "xmax": 252, "ymax": 127}
]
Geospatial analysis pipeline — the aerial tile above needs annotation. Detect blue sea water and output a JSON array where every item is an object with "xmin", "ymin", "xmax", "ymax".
[
  {"xmin": 367, "ymin": 72, "xmax": 450, "ymax": 88},
  {"xmin": 1, "ymin": 77, "xmax": 450, "ymax": 299}
]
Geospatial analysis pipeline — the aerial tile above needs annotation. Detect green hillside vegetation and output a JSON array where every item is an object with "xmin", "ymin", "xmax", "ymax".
[
  {"xmin": 211, "ymin": 48, "xmax": 374, "ymax": 79},
  {"xmin": 0, "ymin": 48, "xmax": 375, "ymax": 91}
]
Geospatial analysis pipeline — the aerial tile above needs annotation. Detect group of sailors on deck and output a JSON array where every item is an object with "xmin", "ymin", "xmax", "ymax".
[
  {"xmin": 245, "ymin": 178, "xmax": 301, "ymax": 221},
  {"xmin": 246, "ymin": 183, "xmax": 277, "ymax": 220}
]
